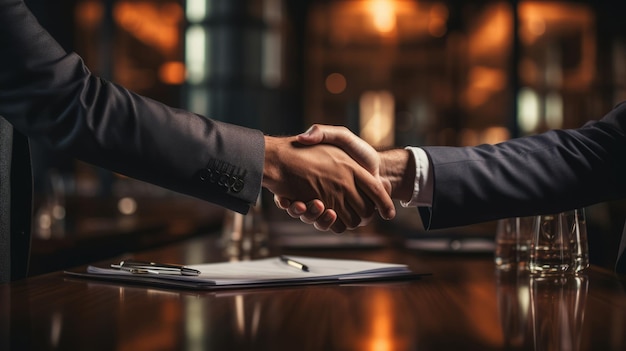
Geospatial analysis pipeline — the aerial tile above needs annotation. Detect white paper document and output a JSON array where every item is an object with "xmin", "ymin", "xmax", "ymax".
[{"xmin": 66, "ymin": 256, "xmax": 425, "ymax": 290}]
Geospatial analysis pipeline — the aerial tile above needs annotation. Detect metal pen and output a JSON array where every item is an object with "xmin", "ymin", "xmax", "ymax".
[
  {"xmin": 111, "ymin": 260, "xmax": 201, "ymax": 276},
  {"xmin": 279, "ymin": 255, "xmax": 309, "ymax": 272}
]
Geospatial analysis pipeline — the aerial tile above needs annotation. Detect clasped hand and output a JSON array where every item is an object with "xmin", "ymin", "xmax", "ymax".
[{"xmin": 263, "ymin": 125, "xmax": 396, "ymax": 233}]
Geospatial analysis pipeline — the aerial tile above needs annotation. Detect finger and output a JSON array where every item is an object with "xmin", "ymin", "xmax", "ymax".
[
  {"xmin": 354, "ymin": 168, "xmax": 396, "ymax": 220},
  {"xmin": 354, "ymin": 182, "xmax": 377, "ymax": 224},
  {"xmin": 336, "ymin": 166, "xmax": 389, "ymax": 224},
  {"xmin": 273, "ymin": 195, "xmax": 291, "ymax": 210},
  {"xmin": 297, "ymin": 124, "xmax": 354, "ymax": 147},
  {"xmin": 346, "ymin": 209, "xmax": 363, "ymax": 230},
  {"xmin": 313, "ymin": 209, "xmax": 337, "ymax": 231},
  {"xmin": 330, "ymin": 219, "xmax": 347, "ymax": 234},
  {"xmin": 296, "ymin": 124, "xmax": 326, "ymax": 145},
  {"xmin": 334, "ymin": 200, "xmax": 362, "ymax": 231},
  {"xmin": 359, "ymin": 213, "xmax": 374, "ymax": 227},
  {"xmin": 344, "ymin": 193, "xmax": 375, "ymax": 228},
  {"xmin": 354, "ymin": 180, "xmax": 377, "ymax": 227},
  {"xmin": 297, "ymin": 125, "xmax": 378, "ymax": 173},
  {"xmin": 286, "ymin": 201, "xmax": 307, "ymax": 218},
  {"xmin": 299, "ymin": 200, "xmax": 325, "ymax": 224}
]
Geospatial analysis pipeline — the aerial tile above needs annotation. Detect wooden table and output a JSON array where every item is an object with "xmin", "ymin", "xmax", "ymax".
[{"xmin": 2, "ymin": 231, "xmax": 626, "ymax": 351}]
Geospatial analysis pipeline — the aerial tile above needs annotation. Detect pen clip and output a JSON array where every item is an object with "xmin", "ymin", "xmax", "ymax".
[{"xmin": 110, "ymin": 260, "xmax": 201, "ymax": 276}]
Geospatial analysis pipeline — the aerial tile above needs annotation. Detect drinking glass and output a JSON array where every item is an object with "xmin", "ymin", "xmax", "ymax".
[
  {"xmin": 529, "ymin": 209, "xmax": 589, "ymax": 275},
  {"xmin": 221, "ymin": 196, "xmax": 269, "ymax": 260},
  {"xmin": 495, "ymin": 216, "xmax": 536, "ymax": 270}
]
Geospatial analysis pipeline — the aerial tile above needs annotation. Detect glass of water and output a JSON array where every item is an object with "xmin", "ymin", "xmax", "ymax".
[
  {"xmin": 495, "ymin": 216, "xmax": 536, "ymax": 271},
  {"xmin": 529, "ymin": 209, "xmax": 589, "ymax": 275}
]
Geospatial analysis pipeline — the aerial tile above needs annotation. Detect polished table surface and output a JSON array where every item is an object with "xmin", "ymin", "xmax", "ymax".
[{"xmin": 2, "ymin": 231, "xmax": 626, "ymax": 351}]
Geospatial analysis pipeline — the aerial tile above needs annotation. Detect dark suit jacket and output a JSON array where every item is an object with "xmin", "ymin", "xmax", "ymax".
[
  {"xmin": 0, "ymin": 0, "xmax": 265, "ymax": 281},
  {"xmin": 420, "ymin": 102, "xmax": 626, "ymax": 272}
]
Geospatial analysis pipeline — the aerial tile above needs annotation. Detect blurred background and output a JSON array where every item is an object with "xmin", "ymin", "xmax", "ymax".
[{"xmin": 24, "ymin": 0, "xmax": 626, "ymax": 274}]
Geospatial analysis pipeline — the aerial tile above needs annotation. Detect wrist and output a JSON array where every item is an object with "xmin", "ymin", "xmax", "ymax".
[
  {"xmin": 379, "ymin": 149, "xmax": 415, "ymax": 202},
  {"xmin": 262, "ymin": 135, "xmax": 282, "ymax": 191}
]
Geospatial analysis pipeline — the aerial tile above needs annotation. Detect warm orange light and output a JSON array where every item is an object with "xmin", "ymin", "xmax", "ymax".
[
  {"xmin": 75, "ymin": 1, "xmax": 104, "ymax": 29},
  {"xmin": 464, "ymin": 66, "xmax": 507, "ymax": 108},
  {"xmin": 159, "ymin": 61, "xmax": 186, "ymax": 84},
  {"xmin": 359, "ymin": 91, "xmax": 395, "ymax": 148},
  {"xmin": 113, "ymin": 1, "xmax": 183, "ymax": 55},
  {"xmin": 464, "ymin": 282, "xmax": 505, "ymax": 347},
  {"xmin": 428, "ymin": 17, "xmax": 447, "ymax": 38},
  {"xmin": 469, "ymin": 66, "xmax": 506, "ymax": 90},
  {"xmin": 369, "ymin": 0, "xmax": 396, "ymax": 33},
  {"xmin": 467, "ymin": 3, "xmax": 512, "ymax": 58},
  {"xmin": 325, "ymin": 73, "xmax": 347, "ymax": 94},
  {"xmin": 430, "ymin": 2, "xmax": 449, "ymax": 19},
  {"xmin": 364, "ymin": 291, "xmax": 399, "ymax": 351},
  {"xmin": 481, "ymin": 127, "xmax": 510, "ymax": 144},
  {"xmin": 459, "ymin": 126, "xmax": 510, "ymax": 146},
  {"xmin": 428, "ymin": 3, "xmax": 448, "ymax": 37},
  {"xmin": 518, "ymin": 2, "xmax": 595, "ymax": 90},
  {"xmin": 519, "ymin": 2, "xmax": 593, "ymax": 45},
  {"xmin": 323, "ymin": 1, "xmax": 424, "ymax": 43}
]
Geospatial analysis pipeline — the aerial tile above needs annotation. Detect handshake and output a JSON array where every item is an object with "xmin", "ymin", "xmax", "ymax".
[{"xmin": 262, "ymin": 125, "xmax": 417, "ymax": 233}]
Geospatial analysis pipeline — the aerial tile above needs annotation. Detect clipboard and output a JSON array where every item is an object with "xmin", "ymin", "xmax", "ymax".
[{"xmin": 64, "ymin": 256, "xmax": 428, "ymax": 290}]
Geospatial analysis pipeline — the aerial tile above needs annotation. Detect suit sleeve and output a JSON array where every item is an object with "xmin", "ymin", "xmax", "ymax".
[
  {"xmin": 0, "ymin": 0, "xmax": 264, "ymax": 213},
  {"xmin": 419, "ymin": 103, "xmax": 626, "ymax": 229}
]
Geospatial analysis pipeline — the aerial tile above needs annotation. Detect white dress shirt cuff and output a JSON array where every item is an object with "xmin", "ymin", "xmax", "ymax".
[{"xmin": 400, "ymin": 146, "xmax": 433, "ymax": 208}]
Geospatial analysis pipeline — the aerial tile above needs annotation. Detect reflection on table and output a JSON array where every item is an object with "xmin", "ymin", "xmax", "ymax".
[
  {"xmin": 496, "ymin": 269, "xmax": 591, "ymax": 351},
  {"xmin": 2, "ymin": 230, "xmax": 626, "ymax": 351}
]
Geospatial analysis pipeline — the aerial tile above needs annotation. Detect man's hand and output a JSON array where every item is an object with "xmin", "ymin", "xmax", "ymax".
[
  {"xmin": 262, "ymin": 135, "xmax": 395, "ymax": 233},
  {"xmin": 273, "ymin": 125, "xmax": 415, "ymax": 231},
  {"xmin": 272, "ymin": 125, "xmax": 394, "ymax": 231},
  {"xmin": 298, "ymin": 125, "xmax": 415, "ymax": 201},
  {"xmin": 298, "ymin": 125, "xmax": 384, "ymax": 175},
  {"xmin": 273, "ymin": 197, "xmax": 339, "ymax": 231}
]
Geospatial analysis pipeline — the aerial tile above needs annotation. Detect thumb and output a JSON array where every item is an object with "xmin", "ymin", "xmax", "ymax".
[{"xmin": 296, "ymin": 125, "xmax": 324, "ymax": 145}]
